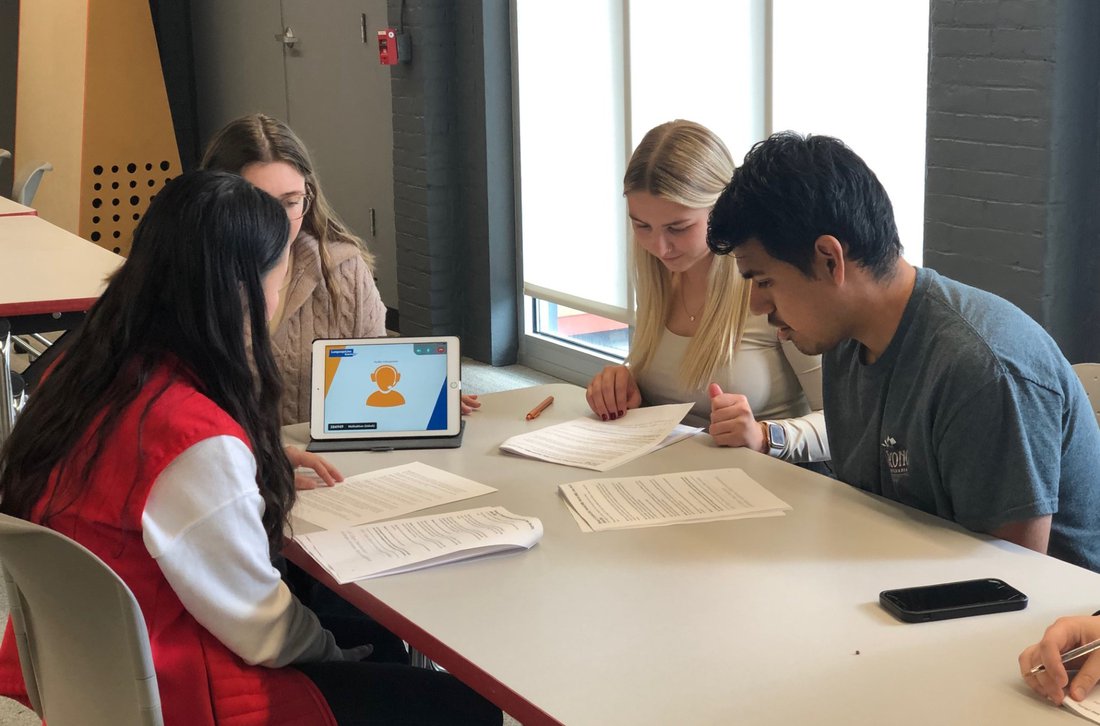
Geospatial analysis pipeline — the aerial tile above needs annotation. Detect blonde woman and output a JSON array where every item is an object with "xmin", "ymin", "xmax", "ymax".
[
  {"xmin": 201, "ymin": 114, "xmax": 480, "ymax": 424},
  {"xmin": 585, "ymin": 120, "xmax": 828, "ymax": 463}
]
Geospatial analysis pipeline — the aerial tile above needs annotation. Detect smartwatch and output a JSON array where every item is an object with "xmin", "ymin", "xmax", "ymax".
[{"xmin": 762, "ymin": 421, "xmax": 787, "ymax": 458}]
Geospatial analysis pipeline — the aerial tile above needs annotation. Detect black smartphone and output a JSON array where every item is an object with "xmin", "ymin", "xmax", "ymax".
[{"xmin": 879, "ymin": 578, "xmax": 1028, "ymax": 623}]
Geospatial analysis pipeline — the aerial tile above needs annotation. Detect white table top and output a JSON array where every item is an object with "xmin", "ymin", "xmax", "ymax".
[
  {"xmin": 0, "ymin": 214, "xmax": 122, "ymax": 317},
  {"xmin": 0, "ymin": 197, "xmax": 36, "ymax": 217},
  {"xmin": 285, "ymin": 383, "xmax": 1100, "ymax": 726}
]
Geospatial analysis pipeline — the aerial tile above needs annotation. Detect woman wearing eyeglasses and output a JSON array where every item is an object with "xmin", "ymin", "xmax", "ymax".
[
  {"xmin": 200, "ymin": 116, "xmax": 439, "ymax": 666},
  {"xmin": 201, "ymin": 115, "xmax": 482, "ymax": 426},
  {"xmin": 200, "ymin": 114, "xmax": 387, "ymax": 426}
]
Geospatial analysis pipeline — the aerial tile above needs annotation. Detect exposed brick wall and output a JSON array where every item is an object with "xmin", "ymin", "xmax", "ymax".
[
  {"xmin": 387, "ymin": 0, "xmax": 517, "ymax": 364},
  {"xmin": 926, "ymin": 0, "xmax": 1100, "ymax": 361},
  {"xmin": 388, "ymin": 0, "xmax": 462, "ymax": 337}
]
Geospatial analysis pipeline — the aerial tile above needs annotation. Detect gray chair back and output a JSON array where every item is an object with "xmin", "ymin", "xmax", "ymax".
[
  {"xmin": 1072, "ymin": 362, "xmax": 1100, "ymax": 429},
  {"xmin": 12, "ymin": 161, "xmax": 52, "ymax": 207},
  {"xmin": 0, "ymin": 512, "xmax": 163, "ymax": 726}
]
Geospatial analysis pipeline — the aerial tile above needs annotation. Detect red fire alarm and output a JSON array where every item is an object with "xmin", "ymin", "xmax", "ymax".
[{"xmin": 378, "ymin": 28, "xmax": 410, "ymax": 65}]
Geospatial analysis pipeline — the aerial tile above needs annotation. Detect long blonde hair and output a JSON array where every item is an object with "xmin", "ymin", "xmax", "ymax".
[
  {"xmin": 624, "ymin": 120, "xmax": 750, "ymax": 391},
  {"xmin": 200, "ymin": 113, "xmax": 375, "ymax": 312}
]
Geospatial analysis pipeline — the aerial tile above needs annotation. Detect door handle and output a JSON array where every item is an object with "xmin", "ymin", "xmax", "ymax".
[{"xmin": 275, "ymin": 26, "xmax": 298, "ymax": 49}]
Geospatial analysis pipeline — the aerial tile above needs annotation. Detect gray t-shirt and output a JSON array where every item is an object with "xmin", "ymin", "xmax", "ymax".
[{"xmin": 823, "ymin": 267, "xmax": 1100, "ymax": 572}]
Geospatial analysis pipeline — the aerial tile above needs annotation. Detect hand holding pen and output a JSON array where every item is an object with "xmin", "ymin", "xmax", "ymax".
[
  {"xmin": 1020, "ymin": 615, "xmax": 1100, "ymax": 705},
  {"xmin": 1029, "ymin": 638, "xmax": 1100, "ymax": 676}
]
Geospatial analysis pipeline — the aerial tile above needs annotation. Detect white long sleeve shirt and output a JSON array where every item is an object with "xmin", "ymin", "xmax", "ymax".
[
  {"xmin": 636, "ymin": 313, "xmax": 830, "ymax": 462},
  {"xmin": 141, "ymin": 435, "xmax": 343, "ymax": 667}
]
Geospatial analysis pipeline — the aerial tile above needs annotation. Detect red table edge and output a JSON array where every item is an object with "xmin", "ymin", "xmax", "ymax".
[
  {"xmin": 283, "ymin": 539, "xmax": 565, "ymax": 726},
  {"xmin": 0, "ymin": 210, "xmax": 38, "ymax": 217},
  {"xmin": 0, "ymin": 296, "xmax": 97, "ymax": 318}
]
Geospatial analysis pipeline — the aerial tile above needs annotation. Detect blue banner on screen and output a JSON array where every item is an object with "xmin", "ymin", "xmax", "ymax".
[{"xmin": 322, "ymin": 341, "xmax": 448, "ymax": 433}]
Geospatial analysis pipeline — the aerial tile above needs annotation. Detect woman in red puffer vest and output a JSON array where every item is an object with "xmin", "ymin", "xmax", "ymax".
[{"xmin": 0, "ymin": 170, "xmax": 499, "ymax": 726}]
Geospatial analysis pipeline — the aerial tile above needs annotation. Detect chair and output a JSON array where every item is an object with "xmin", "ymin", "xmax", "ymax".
[
  {"xmin": 0, "ymin": 513, "xmax": 163, "ymax": 726},
  {"xmin": 0, "ymin": 149, "xmax": 10, "ymax": 203},
  {"xmin": 12, "ymin": 161, "xmax": 52, "ymax": 207},
  {"xmin": 1072, "ymin": 362, "xmax": 1100, "ymax": 428}
]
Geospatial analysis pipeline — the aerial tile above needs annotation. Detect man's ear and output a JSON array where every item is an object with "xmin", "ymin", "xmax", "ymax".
[{"xmin": 814, "ymin": 235, "xmax": 845, "ymax": 286}]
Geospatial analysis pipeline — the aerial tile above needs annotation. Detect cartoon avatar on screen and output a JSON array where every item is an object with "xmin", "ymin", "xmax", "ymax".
[{"xmin": 367, "ymin": 364, "xmax": 406, "ymax": 407}]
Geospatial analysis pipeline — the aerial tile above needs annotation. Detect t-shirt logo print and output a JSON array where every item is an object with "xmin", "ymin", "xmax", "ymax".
[{"xmin": 881, "ymin": 435, "xmax": 909, "ymax": 480}]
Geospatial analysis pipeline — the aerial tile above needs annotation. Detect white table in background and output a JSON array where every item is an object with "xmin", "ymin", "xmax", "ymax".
[
  {"xmin": 0, "ymin": 215, "xmax": 121, "ymax": 319},
  {"xmin": 0, "ymin": 197, "xmax": 36, "ymax": 217},
  {"xmin": 284, "ymin": 383, "xmax": 1100, "ymax": 726},
  {"xmin": 0, "ymin": 215, "xmax": 122, "ymax": 441}
]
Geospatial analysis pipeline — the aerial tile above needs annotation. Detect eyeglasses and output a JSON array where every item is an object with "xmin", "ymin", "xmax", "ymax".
[{"xmin": 281, "ymin": 192, "xmax": 312, "ymax": 221}]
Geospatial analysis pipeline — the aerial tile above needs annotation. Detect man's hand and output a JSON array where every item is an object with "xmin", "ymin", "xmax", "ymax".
[{"xmin": 708, "ymin": 383, "xmax": 766, "ymax": 451}]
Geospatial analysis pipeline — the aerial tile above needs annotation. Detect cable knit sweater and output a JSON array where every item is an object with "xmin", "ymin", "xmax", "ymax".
[{"xmin": 272, "ymin": 232, "xmax": 387, "ymax": 423}]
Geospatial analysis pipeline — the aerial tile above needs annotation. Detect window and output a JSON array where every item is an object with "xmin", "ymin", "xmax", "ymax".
[
  {"xmin": 771, "ymin": 1, "xmax": 928, "ymax": 265},
  {"xmin": 513, "ymin": 1, "xmax": 929, "ymax": 382}
]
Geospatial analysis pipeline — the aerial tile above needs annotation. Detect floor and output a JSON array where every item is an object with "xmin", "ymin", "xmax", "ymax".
[{"xmin": 0, "ymin": 357, "xmax": 561, "ymax": 725}]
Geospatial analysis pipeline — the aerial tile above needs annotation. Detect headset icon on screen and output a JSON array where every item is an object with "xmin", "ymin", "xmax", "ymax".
[{"xmin": 366, "ymin": 364, "xmax": 406, "ymax": 407}]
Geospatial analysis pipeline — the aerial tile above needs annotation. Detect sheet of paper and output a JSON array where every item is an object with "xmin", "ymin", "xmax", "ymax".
[
  {"xmin": 292, "ymin": 461, "xmax": 496, "ymax": 530},
  {"xmin": 295, "ymin": 506, "xmax": 543, "ymax": 583},
  {"xmin": 654, "ymin": 424, "xmax": 704, "ymax": 451},
  {"xmin": 558, "ymin": 467, "xmax": 791, "ymax": 532},
  {"xmin": 499, "ymin": 403, "xmax": 693, "ymax": 471},
  {"xmin": 559, "ymin": 488, "xmax": 594, "ymax": 533},
  {"xmin": 1064, "ymin": 691, "xmax": 1100, "ymax": 723}
]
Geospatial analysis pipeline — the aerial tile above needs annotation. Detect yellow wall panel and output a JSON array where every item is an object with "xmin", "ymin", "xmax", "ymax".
[
  {"xmin": 16, "ymin": 0, "xmax": 181, "ymax": 256},
  {"xmin": 15, "ymin": 0, "xmax": 89, "ymax": 232}
]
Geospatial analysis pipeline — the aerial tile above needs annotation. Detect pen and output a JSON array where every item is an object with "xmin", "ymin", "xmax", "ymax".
[
  {"xmin": 1030, "ymin": 637, "xmax": 1100, "ymax": 675},
  {"xmin": 525, "ymin": 395, "xmax": 554, "ymax": 421}
]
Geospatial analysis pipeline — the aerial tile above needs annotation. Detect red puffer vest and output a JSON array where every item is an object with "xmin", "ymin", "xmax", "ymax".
[{"xmin": 0, "ymin": 363, "xmax": 336, "ymax": 726}]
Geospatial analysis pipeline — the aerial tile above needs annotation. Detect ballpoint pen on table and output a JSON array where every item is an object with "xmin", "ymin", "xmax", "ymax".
[
  {"xmin": 1029, "ymin": 637, "xmax": 1100, "ymax": 675},
  {"xmin": 525, "ymin": 395, "xmax": 554, "ymax": 421}
]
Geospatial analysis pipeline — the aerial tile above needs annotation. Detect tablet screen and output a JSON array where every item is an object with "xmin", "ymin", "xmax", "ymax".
[{"xmin": 310, "ymin": 336, "xmax": 461, "ymax": 439}]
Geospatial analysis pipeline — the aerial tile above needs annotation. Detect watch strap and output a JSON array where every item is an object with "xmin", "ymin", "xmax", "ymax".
[{"xmin": 762, "ymin": 421, "xmax": 785, "ymax": 458}]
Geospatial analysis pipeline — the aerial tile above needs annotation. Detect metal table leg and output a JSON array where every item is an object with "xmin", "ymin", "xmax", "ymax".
[{"xmin": 0, "ymin": 319, "xmax": 14, "ymax": 446}]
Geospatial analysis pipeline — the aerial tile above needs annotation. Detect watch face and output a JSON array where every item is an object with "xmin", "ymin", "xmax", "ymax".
[{"xmin": 767, "ymin": 422, "xmax": 787, "ymax": 448}]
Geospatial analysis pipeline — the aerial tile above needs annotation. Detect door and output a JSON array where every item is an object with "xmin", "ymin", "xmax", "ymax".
[{"xmin": 190, "ymin": 0, "xmax": 398, "ymax": 308}]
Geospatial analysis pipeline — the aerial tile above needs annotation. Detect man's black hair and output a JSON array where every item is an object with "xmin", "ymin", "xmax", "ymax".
[{"xmin": 707, "ymin": 131, "xmax": 902, "ymax": 278}]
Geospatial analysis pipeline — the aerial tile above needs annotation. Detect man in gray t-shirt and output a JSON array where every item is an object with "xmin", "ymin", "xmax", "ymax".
[
  {"xmin": 825, "ymin": 267, "xmax": 1100, "ymax": 571},
  {"xmin": 706, "ymin": 131, "xmax": 1100, "ymax": 573}
]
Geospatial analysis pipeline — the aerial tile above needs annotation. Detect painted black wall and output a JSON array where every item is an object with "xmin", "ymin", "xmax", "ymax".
[
  {"xmin": 149, "ymin": 0, "xmax": 201, "ymax": 171},
  {"xmin": 0, "ymin": 0, "xmax": 19, "ymax": 197}
]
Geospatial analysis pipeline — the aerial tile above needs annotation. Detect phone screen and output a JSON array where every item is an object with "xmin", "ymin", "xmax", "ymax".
[{"xmin": 879, "ymin": 578, "xmax": 1027, "ymax": 622}]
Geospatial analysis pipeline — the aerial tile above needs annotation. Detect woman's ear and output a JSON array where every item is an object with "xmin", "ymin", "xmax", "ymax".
[{"xmin": 813, "ymin": 235, "xmax": 845, "ymax": 286}]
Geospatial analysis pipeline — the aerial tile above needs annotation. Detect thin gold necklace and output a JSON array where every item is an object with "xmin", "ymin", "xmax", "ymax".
[{"xmin": 678, "ymin": 278, "xmax": 703, "ymax": 323}]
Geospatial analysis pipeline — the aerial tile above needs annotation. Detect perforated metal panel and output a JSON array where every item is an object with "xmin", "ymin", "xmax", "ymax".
[{"xmin": 86, "ymin": 160, "xmax": 174, "ymax": 255}]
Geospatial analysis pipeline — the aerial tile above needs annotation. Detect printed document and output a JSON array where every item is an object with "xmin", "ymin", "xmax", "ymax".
[
  {"xmin": 559, "ymin": 467, "xmax": 791, "ymax": 532},
  {"xmin": 295, "ymin": 506, "xmax": 543, "ymax": 583},
  {"xmin": 656, "ymin": 424, "xmax": 704, "ymax": 451},
  {"xmin": 1064, "ymin": 691, "xmax": 1100, "ymax": 723},
  {"xmin": 292, "ymin": 461, "xmax": 496, "ymax": 530},
  {"xmin": 499, "ymin": 402, "xmax": 694, "ymax": 471}
]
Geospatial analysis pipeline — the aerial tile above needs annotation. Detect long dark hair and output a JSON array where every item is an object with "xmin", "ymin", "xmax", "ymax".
[{"xmin": 0, "ymin": 170, "xmax": 295, "ymax": 553}]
